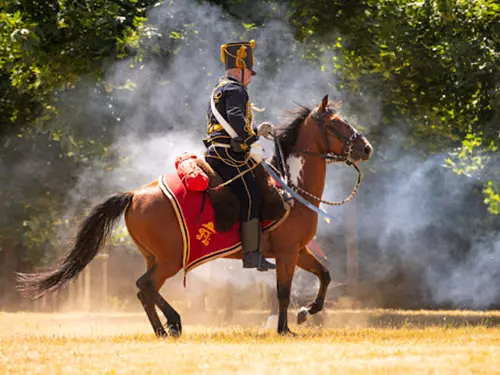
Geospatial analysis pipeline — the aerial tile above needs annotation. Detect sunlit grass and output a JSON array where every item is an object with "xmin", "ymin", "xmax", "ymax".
[{"xmin": 1, "ymin": 310, "xmax": 500, "ymax": 374}]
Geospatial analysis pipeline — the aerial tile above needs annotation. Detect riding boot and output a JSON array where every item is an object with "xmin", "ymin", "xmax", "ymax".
[{"xmin": 241, "ymin": 218, "xmax": 276, "ymax": 271}]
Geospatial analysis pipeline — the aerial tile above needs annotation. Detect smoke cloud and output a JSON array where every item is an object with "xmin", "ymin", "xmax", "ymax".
[{"xmin": 320, "ymin": 125, "xmax": 500, "ymax": 309}]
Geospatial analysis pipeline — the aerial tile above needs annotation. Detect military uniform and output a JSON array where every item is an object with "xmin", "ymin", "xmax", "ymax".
[
  {"xmin": 204, "ymin": 76, "xmax": 261, "ymax": 221},
  {"xmin": 204, "ymin": 40, "xmax": 275, "ymax": 272}
]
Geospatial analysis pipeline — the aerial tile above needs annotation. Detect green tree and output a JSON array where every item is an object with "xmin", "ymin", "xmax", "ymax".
[{"xmin": 288, "ymin": 0, "xmax": 500, "ymax": 213}]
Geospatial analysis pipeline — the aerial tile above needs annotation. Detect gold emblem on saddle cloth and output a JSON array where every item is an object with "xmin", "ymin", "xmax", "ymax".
[{"xmin": 196, "ymin": 222, "xmax": 216, "ymax": 246}]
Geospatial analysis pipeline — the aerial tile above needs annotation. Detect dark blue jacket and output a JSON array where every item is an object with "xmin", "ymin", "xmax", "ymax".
[{"xmin": 204, "ymin": 76, "xmax": 257, "ymax": 150}]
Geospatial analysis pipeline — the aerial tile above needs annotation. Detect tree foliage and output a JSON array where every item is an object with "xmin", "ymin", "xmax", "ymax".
[
  {"xmin": 0, "ymin": 0, "xmax": 157, "ymax": 264},
  {"xmin": 289, "ymin": 0, "xmax": 500, "ymax": 211}
]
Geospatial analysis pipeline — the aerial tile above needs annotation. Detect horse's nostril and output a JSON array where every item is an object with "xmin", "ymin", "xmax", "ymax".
[{"xmin": 364, "ymin": 145, "xmax": 372, "ymax": 155}]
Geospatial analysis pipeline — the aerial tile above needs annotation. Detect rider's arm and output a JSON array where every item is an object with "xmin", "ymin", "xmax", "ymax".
[{"xmin": 224, "ymin": 84, "xmax": 257, "ymax": 150}]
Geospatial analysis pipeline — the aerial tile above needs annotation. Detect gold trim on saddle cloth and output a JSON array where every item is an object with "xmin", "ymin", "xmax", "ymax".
[
  {"xmin": 158, "ymin": 175, "xmax": 190, "ymax": 269},
  {"xmin": 158, "ymin": 173, "xmax": 291, "ymax": 278}
]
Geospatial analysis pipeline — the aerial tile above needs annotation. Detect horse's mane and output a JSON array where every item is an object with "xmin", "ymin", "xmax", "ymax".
[{"xmin": 274, "ymin": 104, "xmax": 311, "ymax": 161}]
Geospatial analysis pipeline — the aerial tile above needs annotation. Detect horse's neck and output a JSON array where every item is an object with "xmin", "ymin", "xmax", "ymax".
[{"xmin": 286, "ymin": 152, "xmax": 326, "ymax": 208}]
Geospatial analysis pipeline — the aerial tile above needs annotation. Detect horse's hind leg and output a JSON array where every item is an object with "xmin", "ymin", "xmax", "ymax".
[
  {"xmin": 137, "ymin": 290, "xmax": 166, "ymax": 337},
  {"xmin": 125, "ymin": 180, "xmax": 184, "ymax": 338},
  {"xmin": 129, "ymin": 234, "xmax": 167, "ymax": 337},
  {"xmin": 136, "ymin": 262, "xmax": 168, "ymax": 338},
  {"xmin": 296, "ymin": 247, "xmax": 331, "ymax": 325},
  {"xmin": 136, "ymin": 262, "xmax": 182, "ymax": 337}
]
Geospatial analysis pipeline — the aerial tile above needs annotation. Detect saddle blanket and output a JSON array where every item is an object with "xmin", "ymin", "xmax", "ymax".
[{"xmin": 158, "ymin": 173, "xmax": 289, "ymax": 281}]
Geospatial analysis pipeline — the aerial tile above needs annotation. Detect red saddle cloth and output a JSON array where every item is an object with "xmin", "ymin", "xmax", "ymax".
[{"xmin": 158, "ymin": 172, "xmax": 288, "ymax": 283}]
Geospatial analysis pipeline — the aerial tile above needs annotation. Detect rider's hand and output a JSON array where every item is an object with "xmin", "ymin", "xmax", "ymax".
[
  {"xmin": 257, "ymin": 122, "xmax": 274, "ymax": 138},
  {"xmin": 250, "ymin": 140, "xmax": 266, "ymax": 162}
]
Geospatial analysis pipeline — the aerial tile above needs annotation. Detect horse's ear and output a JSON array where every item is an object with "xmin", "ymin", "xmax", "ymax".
[{"xmin": 319, "ymin": 94, "xmax": 328, "ymax": 112}]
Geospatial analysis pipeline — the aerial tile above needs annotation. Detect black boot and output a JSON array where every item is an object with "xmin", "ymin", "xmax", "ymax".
[{"xmin": 241, "ymin": 218, "xmax": 276, "ymax": 271}]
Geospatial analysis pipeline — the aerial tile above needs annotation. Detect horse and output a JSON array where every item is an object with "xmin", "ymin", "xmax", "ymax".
[{"xmin": 16, "ymin": 95, "xmax": 373, "ymax": 337}]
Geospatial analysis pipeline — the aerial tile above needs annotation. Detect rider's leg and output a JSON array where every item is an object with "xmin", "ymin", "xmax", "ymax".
[
  {"xmin": 236, "ymin": 165, "xmax": 276, "ymax": 271},
  {"xmin": 205, "ymin": 148, "xmax": 275, "ymax": 271}
]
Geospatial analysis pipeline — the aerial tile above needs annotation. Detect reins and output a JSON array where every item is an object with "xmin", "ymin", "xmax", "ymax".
[
  {"xmin": 287, "ymin": 162, "xmax": 361, "ymax": 206},
  {"xmin": 265, "ymin": 114, "xmax": 362, "ymax": 207}
]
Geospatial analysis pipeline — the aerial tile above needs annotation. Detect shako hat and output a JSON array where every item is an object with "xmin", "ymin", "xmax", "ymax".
[{"xmin": 220, "ymin": 40, "xmax": 256, "ymax": 75}]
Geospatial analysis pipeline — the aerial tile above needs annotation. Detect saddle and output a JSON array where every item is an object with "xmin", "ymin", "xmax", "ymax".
[{"xmin": 175, "ymin": 153, "xmax": 287, "ymax": 232}]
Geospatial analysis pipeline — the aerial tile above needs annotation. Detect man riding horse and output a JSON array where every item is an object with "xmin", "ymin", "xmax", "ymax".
[{"xmin": 203, "ymin": 40, "xmax": 276, "ymax": 272}]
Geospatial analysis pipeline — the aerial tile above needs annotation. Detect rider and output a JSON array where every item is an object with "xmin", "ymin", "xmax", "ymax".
[{"xmin": 203, "ymin": 40, "xmax": 276, "ymax": 272}]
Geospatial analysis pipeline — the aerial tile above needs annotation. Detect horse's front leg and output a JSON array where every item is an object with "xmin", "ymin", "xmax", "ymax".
[
  {"xmin": 296, "ymin": 247, "xmax": 331, "ymax": 325},
  {"xmin": 275, "ymin": 249, "xmax": 299, "ymax": 336}
]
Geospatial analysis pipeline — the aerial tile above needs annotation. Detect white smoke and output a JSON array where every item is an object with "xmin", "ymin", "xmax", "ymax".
[{"xmin": 426, "ymin": 234, "xmax": 500, "ymax": 308}]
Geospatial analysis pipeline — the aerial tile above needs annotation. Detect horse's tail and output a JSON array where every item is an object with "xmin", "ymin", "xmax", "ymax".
[{"xmin": 16, "ymin": 192, "xmax": 134, "ymax": 300}]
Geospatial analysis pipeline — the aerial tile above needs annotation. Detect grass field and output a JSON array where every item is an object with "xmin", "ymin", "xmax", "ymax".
[{"xmin": 2, "ymin": 309, "xmax": 500, "ymax": 374}]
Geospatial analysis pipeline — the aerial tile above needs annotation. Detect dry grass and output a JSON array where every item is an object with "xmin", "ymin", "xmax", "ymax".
[{"xmin": 1, "ymin": 310, "xmax": 500, "ymax": 374}]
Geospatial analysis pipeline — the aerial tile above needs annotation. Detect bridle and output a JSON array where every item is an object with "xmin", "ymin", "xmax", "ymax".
[
  {"xmin": 275, "ymin": 107, "xmax": 365, "ymax": 206},
  {"xmin": 302, "ymin": 107, "xmax": 366, "ymax": 165}
]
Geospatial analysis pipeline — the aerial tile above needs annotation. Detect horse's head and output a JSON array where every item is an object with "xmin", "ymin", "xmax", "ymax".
[{"xmin": 308, "ymin": 95, "xmax": 373, "ymax": 163}]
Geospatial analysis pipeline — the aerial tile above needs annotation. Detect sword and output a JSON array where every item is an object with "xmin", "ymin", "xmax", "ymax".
[{"xmin": 261, "ymin": 161, "xmax": 334, "ymax": 223}]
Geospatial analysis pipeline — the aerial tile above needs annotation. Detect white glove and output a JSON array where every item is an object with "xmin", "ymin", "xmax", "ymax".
[{"xmin": 250, "ymin": 140, "xmax": 266, "ymax": 162}]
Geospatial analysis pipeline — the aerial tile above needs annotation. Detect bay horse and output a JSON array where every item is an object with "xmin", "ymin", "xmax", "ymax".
[{"xmin": 16, "ymin": 95, "xmax": 372, "ymax": 337}]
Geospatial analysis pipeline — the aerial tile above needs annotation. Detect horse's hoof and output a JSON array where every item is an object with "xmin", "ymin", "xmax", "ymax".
[
  {"xmin": 297, "ymin": 307, "xmax": 309, "ymax": 325},
  {"xmin": 279, "ymin": 328, "xmax": 298, "ymax": 337},
  {"xmin": 155, "ymin": 327, "xmax": 168, "ymax": 338},
  {"xmin": 168, "ymin": 323, "xmax": 182, "ymax": 338}
]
